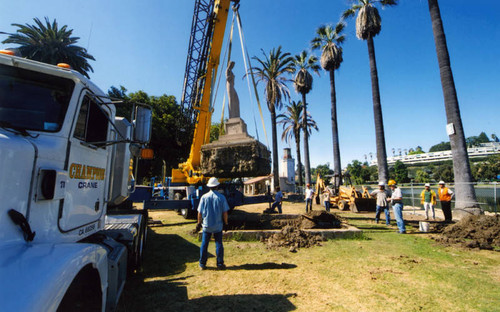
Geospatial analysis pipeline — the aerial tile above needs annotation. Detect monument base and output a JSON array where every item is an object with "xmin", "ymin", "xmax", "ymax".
[{"xmin": 201, "ymin": 118, "xmax": 270, "ymax": 178}]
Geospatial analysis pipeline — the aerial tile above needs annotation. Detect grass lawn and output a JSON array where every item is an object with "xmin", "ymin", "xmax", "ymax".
[{"xmin": 117, "ymin": 201, "xmax": 500, "ymax": 312}]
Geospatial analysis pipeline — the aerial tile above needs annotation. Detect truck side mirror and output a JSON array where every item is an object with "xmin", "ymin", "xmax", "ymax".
[{"xmin": 134, "ymin": 106, "xmax": 152, "ymax": 143}]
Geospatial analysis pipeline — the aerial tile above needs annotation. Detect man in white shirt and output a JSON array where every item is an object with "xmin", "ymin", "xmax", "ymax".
[{"xmin": 305, "ymin": 184, "xmax": 314, "ymax": 212}]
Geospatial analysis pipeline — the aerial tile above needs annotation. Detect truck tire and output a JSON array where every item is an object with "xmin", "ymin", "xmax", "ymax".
[
  {"xmin": 57, "ymin": 265, "xmax": 102, "ymax": 312},
  {"xmin": 180, "ymin": 207, "xmax": 195, "ymax": 219}
]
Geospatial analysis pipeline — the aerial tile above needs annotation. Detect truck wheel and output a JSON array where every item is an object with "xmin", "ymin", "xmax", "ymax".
[
  {"xmin": 57, "ymin": 265, "xmax": 102, "ymax": 312},
  {"xmin": 180, "ymin": 208, "xmax": 195, "ymax": 219}
]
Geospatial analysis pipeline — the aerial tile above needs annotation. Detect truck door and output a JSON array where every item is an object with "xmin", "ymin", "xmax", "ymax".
[{"xmin": 59, "ymin": 93, "xmax": 110, "ymax": 233}]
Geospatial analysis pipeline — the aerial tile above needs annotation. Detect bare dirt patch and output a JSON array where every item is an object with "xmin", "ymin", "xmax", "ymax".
[
  {"xmin": 262, "ymin": 211, "xmax": 344, "ymax": 252},
  {"xmin": 432, "ymin": 215, "xmax": 500, "ymax": 250}
]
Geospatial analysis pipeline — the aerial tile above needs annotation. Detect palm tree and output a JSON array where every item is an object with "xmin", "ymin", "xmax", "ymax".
[
  {"xmin": 427, "ymin": 0, "xmax": 480, "ymax": 215},
  {"xmin": 342, "ymin": 0, "xmax": 397, "ymax": 184},
  {"xmin": 277, "ymin": 100, "xmax": 319, "ymax": 187},
  {"xmin": 311, "ymin": 21, "xmax": 346, "ymax": 192},
  {"xmin": 252, "ymin": 46, "xmax": 294, "ymax": 189},
  {"xmin": 2, "ymin": 17, "xmax": 95, "ymax": 78},
  {"xmin": 292, "ymin": 50, "xmax": 320, "ymax": 186}
]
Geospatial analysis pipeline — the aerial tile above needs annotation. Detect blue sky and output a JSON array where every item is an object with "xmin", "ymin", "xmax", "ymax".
[{"xmin": 1, "ymin": 0, "xmax": 498, "ymax": 169}]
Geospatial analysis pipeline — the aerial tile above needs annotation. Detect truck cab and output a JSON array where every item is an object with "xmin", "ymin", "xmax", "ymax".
[{"xmin": 0, "ymin": 52, "xmax": 151, "ymax": 311}]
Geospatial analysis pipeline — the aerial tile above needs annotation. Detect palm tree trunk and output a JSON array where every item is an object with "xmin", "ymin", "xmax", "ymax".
[
  {"xmin": 428, "ymin": 0, "xmax": 480, "ymax": 215},
  {"xmin": 329, "ymin": 70, "xmax": 342, "ymax": 191},
  {"xmin": 295, "ymin": 130, "xmax": 303, "ymax": 187},
  {"xmin": 366, "ymin": 36, "xmax": 388, "ymax": 184},
  {"xmin": 270, "ymin": 106, "xmax": 280, "ymax": 189},
  {"xmin": 302, "ymin": 93, "xmax": 312, "ymax": 186}
]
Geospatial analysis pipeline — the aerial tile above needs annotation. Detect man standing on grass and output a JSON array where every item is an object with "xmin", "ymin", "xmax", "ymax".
[
  {"xmin": 371, "ymin": 182, "xmax": 391, "ymax": 225},
  {"xmin": 197, "ymin": 177, "xmax": 229, "ymax": 270},
  {"xmin": 388, "ymin": 180, "xmax": 406, "ymax": 234},
  {"xmin": 438, "ymin": 181, "xmax": 454, "ymax": 222},
  {"xmin": 420, "ymin": 183, "xmax": 437, "ymax": 220},
  {"xmin": 305, "ymin": 184, "xmax": 314, "ymax": 212}
]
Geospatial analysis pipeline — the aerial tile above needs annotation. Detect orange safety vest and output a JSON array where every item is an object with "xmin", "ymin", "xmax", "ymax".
[{"xmin": 438, "ymin": 187, "xmax": 452, "ymax": 201}]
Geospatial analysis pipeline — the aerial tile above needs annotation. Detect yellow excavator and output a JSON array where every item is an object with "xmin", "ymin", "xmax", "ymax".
[{"xmin": 315, "ymin": 174, "xmax": 376, "ymax": 212}]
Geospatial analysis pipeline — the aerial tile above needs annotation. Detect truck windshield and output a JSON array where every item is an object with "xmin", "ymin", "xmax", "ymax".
[{"xmin": 0, "ymin": 64, "xmax": 75, "ymax": 132}]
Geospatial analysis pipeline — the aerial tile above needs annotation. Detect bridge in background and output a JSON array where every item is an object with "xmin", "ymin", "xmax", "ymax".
[{"xmin": 370, "ymin": 142, "xmax": 500, "ymax": 166}]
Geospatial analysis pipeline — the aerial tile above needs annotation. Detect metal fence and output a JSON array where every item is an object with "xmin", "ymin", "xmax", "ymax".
[{"xmin": 360, "ymin": 182, "xmax": 498, "ymax": 214}]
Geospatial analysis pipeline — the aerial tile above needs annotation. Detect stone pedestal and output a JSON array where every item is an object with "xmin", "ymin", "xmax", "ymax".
[{"xmin": 201, "ymin": 117, "xmax": 270, "ymax": 178}]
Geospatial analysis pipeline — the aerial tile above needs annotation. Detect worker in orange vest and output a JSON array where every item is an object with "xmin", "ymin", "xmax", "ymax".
[{"xmin": 438, "ymin": 181, "xmax": 454, "ymax": 222}]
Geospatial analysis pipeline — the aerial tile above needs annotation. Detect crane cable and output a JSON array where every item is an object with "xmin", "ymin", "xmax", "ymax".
[{"xmin": 234, "ymin": 8, "xmax": 269, "ymax": 148}]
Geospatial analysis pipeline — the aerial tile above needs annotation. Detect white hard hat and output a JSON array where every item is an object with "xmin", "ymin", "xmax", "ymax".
[
  {"xmin": 378, "ymin": 181, "xmax": 385, "ymax": 186},
  {"xmin": 425, "ymin": 183, "xmax": 430, "ymax": 187},
  {"xmin": 207, "ymin": 177, "xmax": 220, "ymax": 187},
  {"xmin": 438, "ymin": 180, "xmax": 445, "ymax": 185}
]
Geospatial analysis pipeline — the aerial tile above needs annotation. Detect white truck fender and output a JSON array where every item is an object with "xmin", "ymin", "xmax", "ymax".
[{"xmin": 0, "ymin": 243, "xmax": 108, "ymax": 312}]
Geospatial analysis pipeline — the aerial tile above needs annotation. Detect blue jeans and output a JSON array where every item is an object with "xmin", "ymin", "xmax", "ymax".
[
  {"xmin": 305, "ymin": 198, "xmax": 313, "ymax": 212},
  {"xmin": 271, "ymin": 201, "xmax": 282, "ymax": 213},
  {"xmin": 375, "ymin": 205, "xmax": 390, "ymax": 225},
  {"xmin": 200, "ymin": 231, "xmax": 224, "ymax": 267},
  {"xmin": 392, "ymin": 203, "xmax": 406, "ymax": 233},
  {"xmin": 324, "ymin": 201, "xmax": 331, "ymax": 212}
]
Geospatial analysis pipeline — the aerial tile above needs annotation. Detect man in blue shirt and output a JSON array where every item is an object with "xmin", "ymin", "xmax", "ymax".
[
  {"xmin": 266, "ymin": 186, "xmax": 283, "ymax": 214},
  {"xmin": 197, "ymin": 177, "xmax": 230, "ymax": 270}
]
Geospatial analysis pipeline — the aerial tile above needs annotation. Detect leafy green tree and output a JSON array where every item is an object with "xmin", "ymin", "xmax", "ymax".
[
  {"xmin": 414, "ymin": 170, "xmax": 431, "ymax": 183},
  {"xmin": 292, "ymin": 50, "xmax": 321, "ymax": 186},
  {"xmin": 342, "ymin": 0, "xmax": 397, "ymax": 184},
  {"xmin": 311, "ymin": 21, "xmax": 346, "ymax": 190},
  {"xmin": 277, "ymin": 100, "xmax": 318, "ymax": 187},
  {"xmin": 472, "ymin": 155, "xmax": 500, "ymax": 181},
  {"xmin": 432, "ymin": 162, "xmax": 454, "ymax": 183},
  {"xmin": 391, "ymin": 160, "xmax": 409, "ymax": 183},
  {"xmin": 252, "ymin": 47, "xmax": 294, "ymax": 188},
  {"xmin": 408, "ymin": 146, "xmax": 425, "ymax": 155},
  {"xmin": 429, "ymin": 141, "xmax": 451, "ymax": 152},
  {"xmin": 312, "ymin": 163, "xmax": 334, "ymax": 180},
  {"xmin": 346, "ymin": 160, "xmax": 372, "ymax": 185},
  {"xmin": 428, "ymin": 0, "xmax": 478, "ymax": 212},
  {"xmin": 2, "ymin": 17, "xmax": 95, "ymax": 78},
  {"xmin": 109, "ymin": 87, "xmax": 193, "ymax": 181},
  {"xmin": 209, "ymin": 122, "xmax": 225, "ymax": 142}
]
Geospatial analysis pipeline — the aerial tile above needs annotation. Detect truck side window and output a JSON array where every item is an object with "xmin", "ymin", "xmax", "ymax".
[{"xmin": 73, "ymin": 95, "xmax": 109, "ymax": 147}]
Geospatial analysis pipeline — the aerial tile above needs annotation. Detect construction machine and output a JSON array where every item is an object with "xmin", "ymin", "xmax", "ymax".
[
  {"xmin": 0, "ymin": 50, "xmax": 152, "ymax": 311},
  {"xmin": 135, "ymin": 0, "xmax": 269, "ymax": 218},
  {"xmin": 316, "ymin": 174, "xmax": 376, "ymax": 212}
]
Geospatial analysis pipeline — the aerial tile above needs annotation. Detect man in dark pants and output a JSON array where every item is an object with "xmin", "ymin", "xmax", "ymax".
[
  {"xmin": 197, "ymin": 177, "xmax": 230, "ymax": 270},
  {"xmin": 438, "ymin": 180, "xmax": 454, "ymax": 222}
]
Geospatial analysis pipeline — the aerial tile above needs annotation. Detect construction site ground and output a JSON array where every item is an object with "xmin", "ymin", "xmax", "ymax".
[{"xmin": 117, "ymin": 201, "xmax": 500, "ymax": 312}]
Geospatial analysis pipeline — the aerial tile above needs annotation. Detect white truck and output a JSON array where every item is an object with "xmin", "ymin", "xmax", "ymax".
[{"xmin": 0, "ymin": 51, "xmax": 152, "ymax": 311}]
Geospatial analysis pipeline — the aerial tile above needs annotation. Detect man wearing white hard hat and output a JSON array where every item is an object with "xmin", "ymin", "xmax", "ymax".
[
  {"xmin": 420, "ymin": 183, "xmax": 437, "ymax": 220},
  {"xmin": 438, "ymin": 181, "xmax": 454, "ymax": 222},
  {"xmin": 197, "ymin": 177, "xmax": 230, "ymax": 270},
  {"xmin": 370, "ymin": 182, "xmax": 391, "ymax": 225}
]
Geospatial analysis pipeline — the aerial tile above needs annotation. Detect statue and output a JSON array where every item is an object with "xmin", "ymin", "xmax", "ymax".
[{"xmin": 226, "ymin": 61, "xmax": 240, "ymax": 119}]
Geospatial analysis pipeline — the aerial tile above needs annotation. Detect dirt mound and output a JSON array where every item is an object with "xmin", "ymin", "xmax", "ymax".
[
  {"xmin": 264, "ymin": 225, "xmax": 325, "ymax": 252},
  {"xmin": 299, "ymin": 211, "xmax": 343, "ymax": 229},
  {"xmin": 433, "ymin": 215, "xmax": 500, "ymax": 250}
]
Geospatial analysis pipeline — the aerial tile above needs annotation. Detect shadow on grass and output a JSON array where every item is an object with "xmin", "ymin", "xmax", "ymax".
[
  {"xmin": 205, "ymin": 262, "xmax": 297, "ymax": 271},
  {"xmin": 141, "ymin": 228, "xmax": 200, "ymax": 278},
  {"xmin": 149, "ymin": 220, "xmax": 197, "ymax": 228}
]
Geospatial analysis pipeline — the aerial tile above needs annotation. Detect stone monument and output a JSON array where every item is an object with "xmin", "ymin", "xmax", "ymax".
[{"xmin": 200, "ymin": 61, "xmax": 270, "ymax": 178}]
